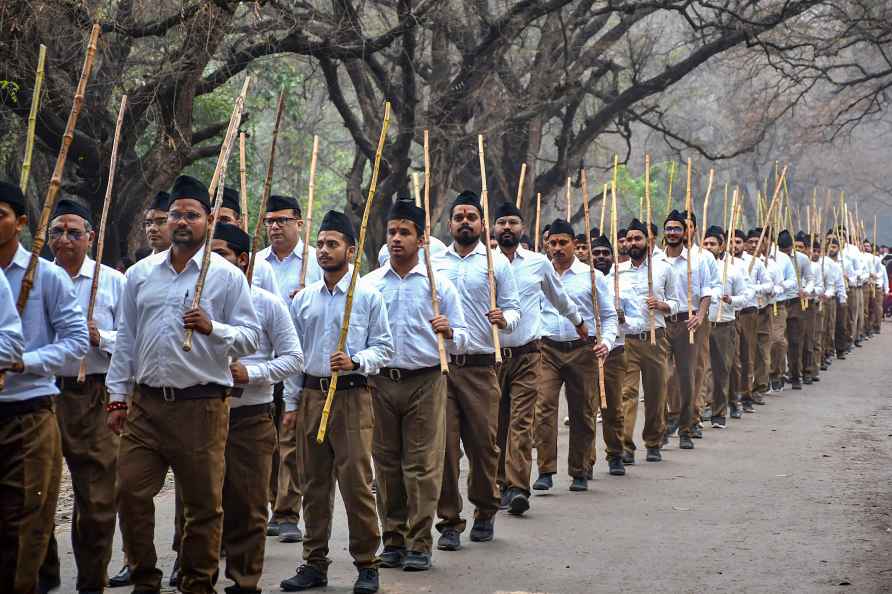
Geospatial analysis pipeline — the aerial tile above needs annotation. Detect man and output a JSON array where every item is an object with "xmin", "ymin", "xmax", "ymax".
[
  {"xmin": 654, "ymin": 210, "xmax": 717, "ymax": 450},
  {"xmin": 365, "ymin": 199, "xmax": 466, "ymax": 571},
  {"xmin": 492, "ymin": 201, "xmax": 582, "ymax": 514},
  {"xmin": 376, "ymin": 227, "xmax": 447, "ymax": 266},
  {"xmin": 39, "ymin": 199, "xmax": 126, "ymax": 594},
  {"xmin": 143, "ymin": 191, "xmax": 171, "ymax": 253},
  {"xmin": 534, "ymin": 219, "xmax": 617, "ymax": 491},
  {"xmin": 574, "ymin": 234, "xmax": 591, "ymax": 264},
  {"xmin": 280, "ymin": 210, "xmax": 392, "ymax": 594},
  {"xmin": 778, "ymin": 230, "xmax": 815, "ymax": 390},
  {"xmin": 818, "ymin": 237, "xmax": 845, "ymax": 368},
  {"xmin": 210, "ymin": 223, "xmax": 304, "ymax": 594},
  {"xmin": 841, "ymin": 229, "xmax": 865, "ymax": 348},
  {"xmin": 106, "ymin": 174, "xmax": 261, "ymax": 594},
  {"xmin": 433, "ymin": 191, "xmax": 521, "ymax": 550},
  {"xmin": 616, "ymin": 228, "xmax": 629, "ymax": 264},
  {"xmin": 737, "ymin": 229, "xmax": 772, "ymax": 412},
  {"xmin": 216, "ymin": 187, "xmax": 281, "ymax": 298},
  {"xmin": 864, "ymin": 240, "xmax": 886, "ymax": 336},
  {"xmin": 0, "ymin": 266, "xmax": 24, "ymax": 368},
  {"xmin": 702, "ymin": 226, "xmax": 752, "ymax": 428},
  {"xmin": 614, "ymin": 220, "xmax": 678, "ymax": 463},
  {"xmin": 808, "ymin": 240, "xmax": 830, "ymax": 379},
  {"xmin": 795, "ymin": 232, "xmax": 822, "ymax": 385},
  {"xmin": 828, "ymin": 234, "xmax": 852, "ymax": 359},
  {"xmin": 256, "ymin": 194, "xmax": 321, "ymax": 543},
  {"xmin": 766, "ymin": 233, "xmax": 796, "ymax": 391},
  {"xmin": 0, "ymin": 181, "xmax": 89, "ymax": 594}
]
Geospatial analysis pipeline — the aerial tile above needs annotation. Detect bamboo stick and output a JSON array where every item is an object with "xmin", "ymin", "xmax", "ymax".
[
  {"xmin": 665, "ymin": 160, "xmax": 676, "ymax": 212},
  {"xmin": 246, "ymin": 90, "xmax": 286, "ymax": 286},
  {"xmin": 699, "ymin": 168, "xmax": 714, "ymax": 245},
  {"xmin": 515, "ymin": 162, "xmax": 527, "ymax": 209},
  {"xmin": 20, "ymin": 44, "xmax": 47, "ymax": 194},
  {"xmin": 610, "ymin": 171, "xmax": 620, "ymax": 312},
  {"xmin": 478, "ymin": 135, "xmax": 503, "ymax": 364},
  {"xmin": 565, "ymin": 176, "xmax": 572, "ymax": 219},
  {"xmin": 183, "ymin": 77, "xmax": 251, "ymax": 352},
  {"xmin": 580, "ymin": 169, "xmax": 607, "ymax": 409},
  {"xmin": 645, "ymin": 154, "xmax": 656, "ymax": 344},
  {"xmin": 782, "ymin": 175, "xmax": 806, "ymax": 310},
  {"xmin": 534, "ymin": 193, "xmax": 542, "ymax": 252},
  {"xmin": 412, "ymin": 172, "xmax": 421, "ymax": 207},
  {"xmin": 716, "ymin": 188, "xmax": 739, "ymax": 321},
  {"xmin": 722, "ymin": 182, "xmax": 729, "ymax": 231},
  {"xmin": 611, "ymin": 155, "xmax": 619, "ymax": 228},
  {"xmin": 239, "ymin": 132, "xmax": 249, "ymax": 230},
  {"xmin": 317, "ymin": 102, "xmax": 391, "ymax": 444},
  {"xmin": 77, "ymin": 95, "xmax": 127, "ymax": 382},
  {"xmin": 423, "ymin": 130, "xmax": 448, "ymax": 373},
  {"xmin": 684, "ymin": 158, "xmax": 694, "ymax": 344},
  {"xmin": 298, "ymin": 135, "xmax": 320, "ymax": 291},
  {"xmin": 599, "ymin": 183, "xmax": 608, "ymax": 232}
]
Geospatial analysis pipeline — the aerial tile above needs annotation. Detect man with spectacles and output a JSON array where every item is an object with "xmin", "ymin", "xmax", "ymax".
[{"xmin": 142, "ymin": 191, "xmax": 171, "ymax": 254}]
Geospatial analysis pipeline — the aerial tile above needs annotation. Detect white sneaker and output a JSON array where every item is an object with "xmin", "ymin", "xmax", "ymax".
[{"xmin": 712, "ymin": 420, "xmax": 726, "ymax": 429}]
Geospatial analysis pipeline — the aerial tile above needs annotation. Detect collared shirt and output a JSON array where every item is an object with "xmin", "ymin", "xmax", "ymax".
[
  {"xmin": 740, "ymin": 252, "xmax": 772, "ymax": 308},
  {"xmin": 2, "ymin": 244, "xmax": 89, "ymax": 402},
  {"xmin": 614, "ymin": 257, "xmax": 679, "ymax": 336},
  {"xmin": 809, "ymin": 259, "xmax": 825, "ymax": 300},
  {"xmin": 499, "ymin": 246, "xmax": 581, "ymax": 347},
  {"xmin": 235, "ymin": 286, "xmax": 304, "ymax": 408},
  {"xmin": 55, "ymin": 256, "xmax": 126, "ymax": 377},
  {"xmin": 106, "ymin": 248, "xmax": 261, "ymax": 402},
  {"xmin": 869, "ymin": 253, "xmax": 885, "ymax": 287},
  {"xmin": 653, "ymin": 244, "xmax": 719, "ymax": 313},
  {"xmin": 377, "ymin": 236, "xmax": 448, "ymax": 267},
  {"xmin": 364, "ymin": 260, "xmax": 468, "ymax": 369},
  {"xmin": 257, "ymin": 239, "xmax": 323, "ymax": 304},
  {"xmin": 250, "ymin": 258, "xmax": 282, "ymax": 300},
  {"xmin": 542, "ymin": 257, "xmax": 618, "ymax": 349},
  {"xmin": 708, "ymin": 255, "xmax": 753, "ymax": 322},
  {"xmin": 284, "ymin": 272, "xmax": 393, "ymax": 411},
  {"xmin": 771, "ymin": 250, "xmax": 798, "ymax": 300},
  {"xmin": 432, "ymin": 242, "xmax": 521, "ymax": 355},
  {"xmin": 820, "ymin": 257, "xmax": 847, "ymax": 302},
  {"xmin": 842, "ymin": 243, "xmax": 864, "ymax": 286},
  {"xmin": 780, "ymin": 250, "xmax": 815, "ymax": 300},
  {"xmin": 0, "ymin": 269, "xmax": 24, "ymax": 370}
]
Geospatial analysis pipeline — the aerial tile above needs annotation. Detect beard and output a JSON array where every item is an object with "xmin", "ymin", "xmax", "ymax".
[
  {"xmin": 497, "ymin": 231, "xmax": 518, "ymax": 248},
  {"xmin": 593, "ymin": 258, "xmax": 611, "ymax": 274},
  {"xmin": 454, "ymin": 226, "xmax": 480, "ymax": 246},
  {"xmin": 171, "ymin": 227, "xmax": 202, "ymax": 247},
  {"xmin": 628, "ymin": 246, "xmax": 645, "ymax": 261}
]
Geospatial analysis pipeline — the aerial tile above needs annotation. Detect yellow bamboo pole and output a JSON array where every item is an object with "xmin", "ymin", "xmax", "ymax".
[
  {"xmin": 412, "ymin": 173, "xmax": 421, "ymax": 207},
  {"xmin": 565, "ymin": 176, "xmax": 572, "ymax": 219},
  {"xmin": 515, "ymin": 162, "xmax": 527, "ymax": 209},
  {"xmin": 20, "ymin": 44, "xmax": 47, "ymax": 194},
  {"xmin": 610, "ymin": 171, "xmax": 620, "ymax": 312},
  {"xmin": 478, "ymin": 135, "xmax": 503, "ymax": 364},
  {"xmin": 665, "ymin": 160, "xmax": 677, "ymax": 212},
  {"xmin": 716, "ymin": 188, "xmax": 739, "ymax": 321},
  {"xmin": 699, "ymin": 168, "xmax": 714, "ymax": 245},
  {"xmin": 239, "ymin": 132, "xmax": 249, "ymax": 229},
  {"xmin": 599, "ymin": 183, "xmax": 608, "ymax": 231},
  {"xmin": 580, "ymin": 169, "xmax": 607, "ymax": 409},
  {"xmin": 423, "ymin": 129, "xmax": 449, "ymax": 373},
  {"xmin": 645, "ymin": 154, "xmax": 656, "ymax": 344},
  {"xmin": 298, "ymin": 136, "xmax": 320, "ymax": 291},
  {"xmin": 534, "ymin": 193, "xmax": 542, "ymax": 252},
  {"xmin": 684, "ymin": 158, "xmax": 694, "ymax": 344}
]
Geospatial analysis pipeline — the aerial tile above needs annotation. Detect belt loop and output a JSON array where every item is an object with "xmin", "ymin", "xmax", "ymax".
[
  {"xmin": 454, "ymin": 354, "xmax": 466, "ymax": 367},
  {"xmin": 502, "ymin": 347, "xmax": 512, "ymax": 360},
  {"xmin": 162, "ymin": 386, "xmax": 175, "ymax": 402},
  {"xmin": 388, "ymin": 368, "xmax": 401, "ymax": 382}
]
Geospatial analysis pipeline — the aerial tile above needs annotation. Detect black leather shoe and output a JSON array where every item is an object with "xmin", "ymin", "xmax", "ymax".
[
  {"xmin": 278, "ymin": 522, "xmax": 303, "ymax": 543},
  {"xmin": 646, "ymin": 447, "xmax": 662, "ymax": 462},
  {"xmin": 266, "ymin": 520, "xmax": 280, "ymax": 537},
  {"xmin": 469, "ymin": 518, "xmax": 494, "ymax": 542},
  {"xmin": 621, "ymin": 450, "xmax": 635, "ymax": 465},
  {"xmin": 791, "ymin": 381, "xmax": 803, "ymax": 390},
  {"xmin": 812, "ymin": 376, "xmax": 820, "ymax": 382},
  {"xmin": 506, "ymin": 489, "xmax": 530, "ymax": 516},
  {"xmin": 108, "ymin": 565, "xmax": 132, "ymax": 588},
  {"xmin": 378, "ymin": 546, "xmax": 406, "ymax": 569},
  {"xmin": 354, "ymin": 567, "xmax": 379, "ymax": 594},
  {"xmin": 742, "ymin": 401, "xmax": 755, "ymax": 413},
  {"xmin": 691, "ymin": 424, "xmax": 703, "ymax": 439},
  {"xmin": 38, "ymin": 575, "xmax": 60, "ymax": 594},
  {"xmin": 679, "ymin": 435, "xmax": 694, "ymax": 449},
  {"xmin": 730, "ymin": 407, "xmax": 742, "ymax": 419},
  {"xmin": 837, "ymin": 352, "xmax": 846, "ymax": 360},
  {"xmin": 498, "ymin": 488, "xmax": 510, "ymax": 510},
  {"xmin": 532, "ymin": 473, "xmax": 553, "ymax": 491},
  {"xmin": 403, "ymin": 551, "xmax": 432, "ymax": 572},
  {"xmin": 437, "ymin": 528, "xmax": 461, "ymax": 551},
  {"xmin": 607, "ymin": 456, "xmax": 625, "ymax": 476},
  {"xmin": 168, "ymin": 557, "xmax": 180, "ymax": 587},
  {"xmin": 281, "ymin": 565, "xmax": 328, "ymax": 591},
  {"xmin": 803, "ymin": 376, "xmax": 813, "ymax": 385},
  {"xmin": 569, "ymin": 477, "xmax": 588, "ymax": 491}
]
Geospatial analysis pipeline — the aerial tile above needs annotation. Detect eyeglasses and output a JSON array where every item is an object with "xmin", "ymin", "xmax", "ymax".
[
  {"xmin": 143, "ymin": 217, "xmax": 168, "ymax": 228},
  {"xmin": 663, "ymin": 226, "xmax": 685, "ymax": 233},
  {"xmin": 168, "ymin": 211, "xmax": 204, "ymax": 223},
  {"xmin": 263, "ymin": 216, "xmax": 299, "ymax": 227},
  {"xmin": 48, "ymin": 228, "xmax": 87, "ymax": 241}
]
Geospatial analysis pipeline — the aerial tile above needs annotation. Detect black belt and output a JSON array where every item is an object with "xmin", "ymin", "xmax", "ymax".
[
  {"xmin": 137, "ymin": 383, "xmax": 229, "ymax": 402},
  {"xmin": 230, "ymin": 402, "xmax": 273, "ymax": 420},
  {"xmin": 711, "ymin": 320, "xmax": 735, "ymax": 327},
  {"xmin": 667, "ymin": 311, "xmax": 693, "ymax": 323},
  {"xmin": 57, "ymin": 374, "xmax": 106, "ymax": 392},
  {"xmin": 739, "ymin": 307, "xmax": 757, "ymax": 315},
  {"xmin": 626, "ymin": 327, "xmax": 666, "ymax": 342},
  {"xmin": 450, "ymin": 353, "xmax": 496, "ymax": 367},
  {"xmin": 542, "ymin": 337, "xmax": 595, "ymax": 352},
  {"xmin": 783, "ymin": 297, "xmax": 801, "ymax": 307},
  {"xmin": 500, "ymin": 340, "xmax": 540, "ymax": 360},
  {"xmin": 378, "ymin": 366, "xmax": 440, "ymax": 382},
  {"xmin": 303, "ymin": 374, "xmax": 367, "ymax": 392},
  {"xmin": 0, "ymin": 395, "xmax": 53, "ymax": 421}
]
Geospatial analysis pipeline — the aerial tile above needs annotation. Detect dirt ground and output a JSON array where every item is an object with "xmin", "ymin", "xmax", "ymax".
[{"xmin": 53, "ymin": 330, "xmax": 892, "ymax": 594}]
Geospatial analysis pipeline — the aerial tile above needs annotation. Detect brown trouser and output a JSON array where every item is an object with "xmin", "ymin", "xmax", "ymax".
[
  {"xmin": 622, "ymin": 332, "xmax": 669, "ymax": 451},
  {"xmin": 822, "ymin": 299, "xmax": 837, "ymax": 359},
  {"xmin": 847, "ymin": 286, "xmax": 862, "ymax": 343},
  {"xmin": 809, "ymin": 303, "xmax": 825, "ymax": 378},
  {"xmin": 753, "ymin": 307, "xmax": 771, "ymax": 394},
  {"xmin": 770, "ymin": 304, "xmax": 788, "ymax": 381},
  {"xmin": 785, "ymin": 299, "xmax": 806, "ymax": 382},
  {"xmin": 598, "ymin": 346, "xmax": 626, "ymax": 460},
  {"xmin": 372, "ymin": 369, "xmax": 446, "ymax": 554},
  {"xmin": 271, "ymin": 383, "xmax": 302, "ymax": 525},
  {"xmin": 863, "ymin": 286, "xmax": 871, "ymax": 333},
  {"xmin": 694, "ymin": 322, "xmax": 712, "ymax": 420},
  {"xmin": 496, "ymin": 349, "xmax": 541, "ymax": 495},
  {"xmin": 117, "ymin": 387, "xmax": 229, "ymax": 594},
  {"xmin": 534, "ymin": 340, "xmax": 597, "ymax": 479},
  {"xmin": 0, "ymin": 405, "xmax": 62, "ymax": 594},
  {"xmin": 41, "ymin": 376, "xmax": 118, "ymax": 592},
  {"xmin": 223, "ymin": 404, "xmax": 276, "ymax": 591},
  {"xmin": 872, "ymin": 288, "xmax": 883, "ymax": 333},
  {"xmin": 708, "ymin": 322, "xmax": 737, "ymax": 419},
  {"xmin": 438, "ymin": 363, "xmax": 500, "ymax": 533},
  {"xmin": 801, "ymin": 300, "xmax": 817, "ymax": 379},
  {"xmin": 298, "ymin": 386, "xmax": 379, "ymax": 570},
  {"xmin": 666, "ymin": 318, "xmax": 705, "ymax": 437},
  {"xmin": 734, "ymin": 310, "xmax": 758, "ymax": 401}
]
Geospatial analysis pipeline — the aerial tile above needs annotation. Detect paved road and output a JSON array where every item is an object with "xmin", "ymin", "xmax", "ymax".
[{"xmin": 55, "ymin": 330, "xmax": 892, "ymax": 593}]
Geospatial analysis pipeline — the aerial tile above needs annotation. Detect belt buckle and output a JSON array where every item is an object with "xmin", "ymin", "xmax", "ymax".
[
  {"xmin": 388, "ymin": 368, "xmax": 402, "ymax": 382},
  {"xmin": 161, "ymin": 386, "xmax": 176, "ymax": 402},
  {"xmin": 502, "ymin": 347, "xmax": 513, "ymax": 360},
  {"xmin": 319, "ymin": 377, "xmax": 331, "ymax": 393}
]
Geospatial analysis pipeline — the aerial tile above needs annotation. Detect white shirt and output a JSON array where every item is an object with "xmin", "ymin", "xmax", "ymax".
[
  {"xmin": 614, "ymin": 257, "xmax": 679, "ymax": 337},
  {"xmin": 809, "ymin": 258, "xmax": 825, "ymax": 301},
  {"xmin": 842, "ymin": 243, "xmax": 864, "ymax": 286},
  {"xmin": 708, "ymin": 255, "xmax": 753, "ymax": 322},
  {"xmin": 377, "ymin": 236, "xmax": 448, "ymax": 267},
  {"xmin": 740, "ymin": 252, "xmax": 773, "ymax": 309},
  {"xmin": 0, "ymin": 265, "xmax": 25, "ymax": 370},
  {"xmin": 653, "ymin": 244, "xmax": 719, "ymax": 313},
  {"xmin": 499, "ymin": 246, "xmax": 581, "ymax": 347},
  {"xmin": 284, "ymin": 272, "xmax": 393, "ymax": 411},
  {"xmin": 257, "ymin": 239, "xmax": 323, "ymax": 304},
  {"xmin": 432, "ymin": 242, "xmax": 521, "ymax": 355},
  {"xmin": 234, "ymin": 286, "xmax": 303, "ymax": 408},
  {"xmin": 55, "ymin": 256, "xmax": 126, "ymax": 377},
  {"xmin": 106, "ymin": 248, "xmax": 261, "ymax": 402},
  {"xmin": 819, "ymin": 257, "xmax": 847, "ymax": 302},
  {"xmin": 250, "ymin": 258, "xmax": 282, "ymax": 300},
  {"xmin": 780, "ymin": 250, "xmax": 815, "ymax": 300},
  {"xmin": 542, "ymin": 257, "xmax": 618, "ymax": 350},
  {"xmin": 364, "ymin": 260, "xmax": 468, "ymax": 369}
]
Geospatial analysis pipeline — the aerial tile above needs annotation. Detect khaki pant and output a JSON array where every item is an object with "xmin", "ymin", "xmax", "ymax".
[
  {"xmin": 770, "ymin": 304, "xmax": 788, "ymax": 381},
  {"xmin": 810, "ymin": 303, "xmax": 825, "ymax": 377},
  {"xmin": 822, "ymin": 299, "xmax": 837, "ymax": 359},
  {"xmin": 223, "ymin": 405, "xmax": 277, "ymax": 591},
  {"xmin": 0, "ymin": 406, "xmax": 62, "ymax": 594},
  {"xmin": 836, "ymin": 300, "xmax": 849, "ymax": 355},
  {"xmin": 496, "ymin": 350, "xmax": 541, "ymax": 495},
  {"xmin": 41, "ymin": 376, "xmax": 118, "ymax": 591},
  {"xmin": 271, "ymin": 384, "xmax": 302, "ymax": 525},
  {"xmin": 753, "ymin": 307, "xmax": 771, "ymax": 394},
  {"xmin": 437, "ymin": 364, "xmax": 500, "ymax": 533},
  {"xmin": 298, "ymin": 386, "xmax": 379, "ymax": 570},
  {"xmin": 371, "ymin": 369, "xmax": 446, "ymax": 554},
  {"xmin": 801, "ymin": 301, "xmax": 817, "ymax": 379},
  {"xmin": 622, "ymin": 332, "xmax": 669, "ymax": 450},
  {"xmin": 872, "ymin": 289, "xmax": 883, "ymax": 333},
  {"xmin": 708, "ymin": 322, "xmax": 737, "ymax": 418},
  {"xmin": 863, "ymin": 286, "xmax": 871, "ymax": 333},
  {"xmin": 735, "ymin": 310, "xmax": 758, "ymax": 401},
  {"xmin": 694, "ymin": 322, "xmax": 712, "ymax": 419},
  {"xmin": 847, "ymin": 286, "xmax": 862, "ymax": 343},
  {"xmin": 117, "ymin": 387, "xmax": 229, "ymax": 594},
  {"xmin": 786, "ymin": 299, "xmax": 806, "ymax": 382},
  {"xmin": 598, "ymin": 346, "xmax": 626, "ymax": 460},
  {"xmin": 666, "ymin": 319, "xmax": 705, "ymax": 437}
]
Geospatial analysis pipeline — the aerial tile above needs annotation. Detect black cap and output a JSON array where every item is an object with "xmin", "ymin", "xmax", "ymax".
[
  {"xmin": 733, "ymin": 229, "xmax": 746, "ymax": 241},
  {"xmin": 214, "ymin": 222, "xmax": 250, "ymax": 255},
  {"xmin": 520, "ymin": 233, "xmax": 531, "ymax": 246},
  {"xmin": 319, "ymin": 210, "xmax": 356, "ymax": 245},
  {"xmin": 591, "ymin": 234, "xmax": 612, "ymax": 251},
  {"xmin": 387, "ymin": 198, "xmax": 425, "ymax": 233},
  {"xmin": 589, "ymin": 226, "xmax": 600, "ymax": 238},
  {"xmin": 704, "ymin": 225, "xmax": 725, "ymax": 242},
  {"xmin": 170, "ymin": 175, "xmax": 210, "ymax": 211},
  {"xmin": 777, "ymin": 230, "xmax": 793, "ymax": 249},
  {"xmin": 148, "ymin": 191, "xmax": 170, "ymax": 212},
  {"xmin": 682, "ymin": 210, "xmax": 697, "ymax": 226},
  {"xmin": 665, "ymin": 209, "xmax": 687, "ymax": 228},
  {"xmin": 575, "ymin": 234, "xmax": 587, "ymax": 243},
  {"xmin": 52, "ymin": 198, "xmax": 92, "ymax": 225},
  {"xmin": 267, "ymin": 195, "xmax": 301, "ymax": 217},
  {"xmin": 451, "ymin": 190, "xmax": 483, "ymax": 218},
  {"xmin": 494, "ymin": 201, "xmax": 522, "ymax": 221},
  {"xmin": 548, "ymin": 218, "xmax": 575, "ymax": 238},
  {"xmin": 0, "ymin": 180, "xmax": 26, "ymax": 217},
  {"xmin": 626, "ymin": 218, "xmax": 648, "ymax": 235},
  {"xmin": 618, "ymin": 227, "xmax": 628, "ymax": 239},
  {"xmin": 747, "ymin": 228, "xmax": 762, "ymax": 240},
  {"xmin": 222, "ymin": 187, "xmax": 241, "ymax": 215},
  {"xmin": 794, "ymin": 231, "xmax": 809, "ymax": 243}
]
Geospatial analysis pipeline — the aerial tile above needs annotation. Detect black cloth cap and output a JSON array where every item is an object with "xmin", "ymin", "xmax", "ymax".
[
  {"xmin": 734, "ymin": 229, "xmax": 746, "ymax": 241},
  {"xmin": 170, "ymin": 175, "xmax": 210, "ymax": 211},
  {"xmin": 575, "ymin": 234, "xmax": 587, "ymax": 243},
  {"xmin": 520, "ymin": 234, "xmax": 531, "ymax": 246},
  {"xmin": 451, "ymin": 190, "xmax": 483, "ymax": 217},
  {"xmin": 777, "ymin": 230, "xmax": 793, "ymax": 249},
  {"xmin": 319, "ymin": 210, "xmax": 356, "ymax": 244},
  {"xmin": 494, "ymin": 201, "xmax": 522, "ymax": 221},
  {"xmin": 591, "ymin": 234, "xmax": 612, "ymax": 251},
  {"xmin": 683, "ymin": 210, "xmax": 697, "ymax": 226},
  {"xmin": 387, "ymin": 198, "xmax": 425, "ymax": 233},
  {"xmin": 214, "ymin": 222, "xmax": 250, "ymax": 255},
  {"xmin": 548, "ymin": 218, "xmax": 575, "ymax": 238},
  {"xmin": 52, "ymin": 198, "xmax": 92, "ymax": 225},
  {"xmin": 747, "ymin": 228, "xmax": 762, "ymax": 240},
  {"xmin": 267, "ymin": 195, "xmax": 301, "ymax": 217},
  {"xmin": 222, "ymin": 187, "xmax": 241, "ymax": 215},
  {"xmin": 148, "ymin": 191, "xmax": 170, "ymax": 212},
  {"xmin": 618, "ymin": 227, "xmax": 628, "ymax": 239},
  {"xmin": 0, "ymin": 180, "xmax": 26, "ymax": 217},
  {"xmin": 665, "ymin": 209, "xmax": 687, "ymax": 228},
  {"xmin": 704, "ymin": 225, "xmax": 725, "ymax": 242},
  {"xmin": 626, "ymin": 218, "xmax": 648, "ymax": 235},
  {"xmin": 794, "ymin": 231, "xmax": 809, "ymax": 243},
  {"xmin": 589, "ymin": 226, "xmax": 600, "ymax": 238}
]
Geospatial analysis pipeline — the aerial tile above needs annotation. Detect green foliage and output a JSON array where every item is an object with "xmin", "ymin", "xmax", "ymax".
[{"xmin": 600, "ymin": 161, "xmax": 679, "ymax": 233}]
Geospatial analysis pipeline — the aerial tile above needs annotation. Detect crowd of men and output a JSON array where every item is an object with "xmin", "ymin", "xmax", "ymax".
[{"xmin": 0, "ymin": 174, "xmax": 888, "ymax": 594}]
